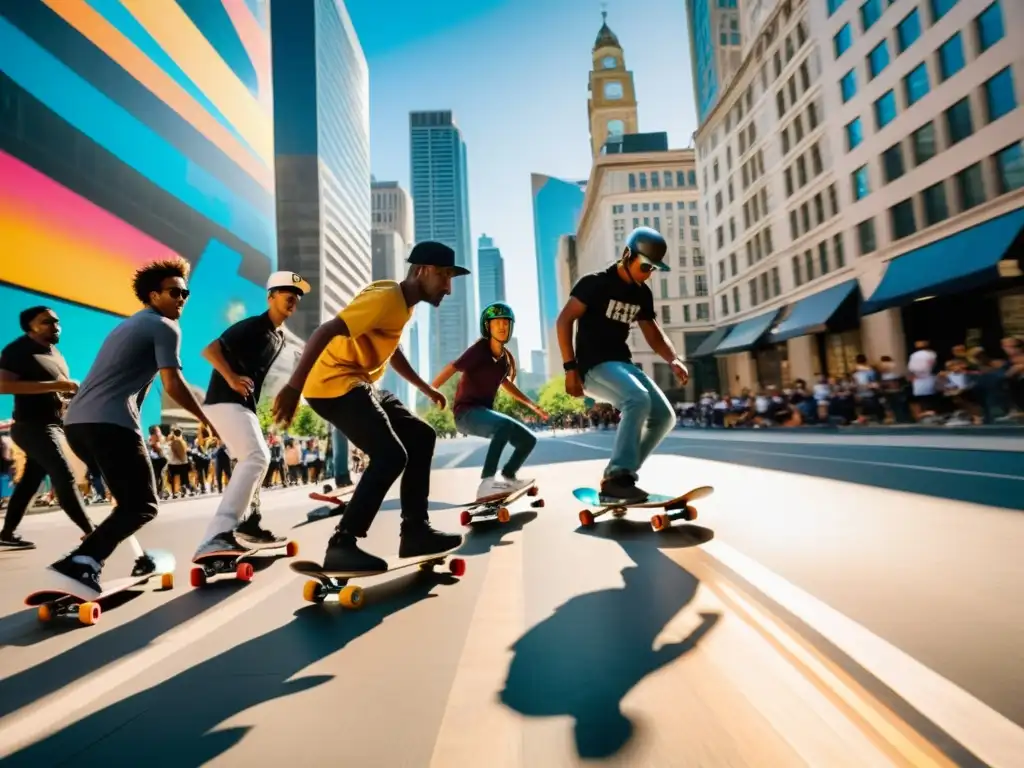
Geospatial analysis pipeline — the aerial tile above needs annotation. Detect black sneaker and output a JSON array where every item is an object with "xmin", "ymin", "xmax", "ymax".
[
  {"xmin": 235, "ymin": 512, "xmax": 286, "ymax": 548},
  {"xmin": 398, "ymin": 523, "xmax": 462, "ymax": 559},
  {"xmin": 131, "ymin": 554, "xmax": 157, "ymax": 577},
  {"xmin": 322, "ymin": 531, "xmax": 387, "ymax": 573},
  {"xmin": 49, "ymin": 555, "xmax": 102, "ymax": 595},
  {"xmin": 599, "ymin": 475, "xmax": 648, "ymax": 504},
  {"xmin": 0, "ymin": 532, "xmax": 35, "ymax": 550}
]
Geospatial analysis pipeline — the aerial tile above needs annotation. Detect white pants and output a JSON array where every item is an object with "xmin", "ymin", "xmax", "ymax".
[{"xmin": 201, "ymin": 403, "xmax": 270, "ymax": 542}]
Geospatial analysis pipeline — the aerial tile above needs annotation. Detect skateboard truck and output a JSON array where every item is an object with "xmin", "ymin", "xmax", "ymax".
[
  {"xmin": 190, "ymin": 540, "xmax": 299, "ymax": 587},
  {"xmin": 459, "ymin": 485, "xmax": 543, "ymax": 527}
]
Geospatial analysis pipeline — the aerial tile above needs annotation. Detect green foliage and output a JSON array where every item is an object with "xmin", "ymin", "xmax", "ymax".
[
  {"xmin": 422, "ymin": 406, "xmax": 456, "ymax": 437},
  {"xmin": 537, "ymin": 375, "xmax": 587, "ymax": 419},
  {"xmin": 256, "ymin": 397, "xmax": 274, "ymax": 434},
  {"xmin": 493, "ymin": 388, "xmax": 534, "ymax": 421},
  {"xmin": 256, "ymin": 396, "xmax": 328, "ymax": 438}
]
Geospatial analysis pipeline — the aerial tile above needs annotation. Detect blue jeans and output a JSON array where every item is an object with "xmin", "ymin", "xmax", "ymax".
[
  {"xmin": 583, "ymin": 361, "xmax": 675, "ymax": 480},
  {"xmin": 455, "ymin": 407, "xmax": 537, "ymax": 480},
  {"xmin": 331, "ymin": 425, "xmax": 351, "ymax": 483}
]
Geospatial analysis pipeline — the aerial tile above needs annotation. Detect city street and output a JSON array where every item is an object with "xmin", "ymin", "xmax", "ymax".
[{"xmin": 0, "ymin": 430, "xmax": 1022, "ymax": 767}]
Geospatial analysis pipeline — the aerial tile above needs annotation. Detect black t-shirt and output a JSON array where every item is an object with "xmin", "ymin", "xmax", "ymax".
[
  {"xmin": 570, "ymin": 265, "xmax": 656, "ymax": 377},
  {"xmin": 204, "ymin": 313, "xmax": 285, "ymax": 412},
  {"xmin": 0, "ymin": 335, "xmax": 70, "ymax": 424}
]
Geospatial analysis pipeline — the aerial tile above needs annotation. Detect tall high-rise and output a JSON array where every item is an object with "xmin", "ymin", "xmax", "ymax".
[
  {"xmin": 371, "ymin": 178, "xmax": 414, "ymax": 245},
  {"xmin": 410, "ymin": 111, "xmax": 475, "ymax": 378},
  {"xmin": 684, "ymin": 0, "xmax": 743, "ymax": 125},
  {"xmin": 477, "ymin": 234, "xmax": 506, "ymax": 310},
  {"xmin": 272, "ymin": 0, "xmax": 371, "ymax": 340}
]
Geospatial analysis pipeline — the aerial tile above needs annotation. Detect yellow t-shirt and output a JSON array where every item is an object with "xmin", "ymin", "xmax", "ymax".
[{"xmin": 302, "ymin": 281, "xmax": 412, "ymax": 399}]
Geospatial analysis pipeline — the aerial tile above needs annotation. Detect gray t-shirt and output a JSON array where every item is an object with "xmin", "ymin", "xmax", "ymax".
[{"xmin": 64, "ymin": 309, "xmax": 182, "ymax": 434}]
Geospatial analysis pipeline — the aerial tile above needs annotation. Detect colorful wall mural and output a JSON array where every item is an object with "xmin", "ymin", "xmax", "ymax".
[{"xmin": 0, "ymin": 0, "xmax": 278, "ymax": 427}]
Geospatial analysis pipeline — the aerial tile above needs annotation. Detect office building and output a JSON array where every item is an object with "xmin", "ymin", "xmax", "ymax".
[
  {"xmin": 689, "ymin": 0, "xmax": 1024, "ymax": 393},
  {"xmin": 410, "ymin": 110, "xmax": 475, "ymax": 379},
  {"xmin": 272, "ymin": 0, "xmax": 371, "ymax": 340},
  {"xmin": 477, "ymin": 234, "xmax": 507, "ymax": 309},
  {"xmin": 685, "ymin": 0, "xmax": 745, "ymax": 125},
  {"xmin": 372, "ymin": 178, "xmax": 414, "ymax": 245},
  {"xmin": 546, "ymin": 235, "xmax": 581, "ymax": 379},
  {"xmin": 0, "ymin": 0, "xmax": 277, "ymax": 429}
]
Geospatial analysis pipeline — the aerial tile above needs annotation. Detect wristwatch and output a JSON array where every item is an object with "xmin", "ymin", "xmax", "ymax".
[{"xmin": 563, "ymin": 359, "xmax": 578, "ymax": 372}]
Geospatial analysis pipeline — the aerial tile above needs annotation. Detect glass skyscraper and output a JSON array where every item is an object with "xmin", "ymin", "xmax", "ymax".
[
  {"xmin": 410, "ymin": 111, "xmax": 475, "ymax": 378},
  {"xmin": 272, "ymin": 0, "xmax": 371, "ymax": 339},
  {"xmin": 477, "ymin": 235, "xmax": 506, "ymax": 310}
]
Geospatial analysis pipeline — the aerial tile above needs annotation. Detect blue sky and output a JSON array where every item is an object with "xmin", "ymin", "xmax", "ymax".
[{"xmin": 347, "ymin": 0, "xmax": 698, "ymax": 363}]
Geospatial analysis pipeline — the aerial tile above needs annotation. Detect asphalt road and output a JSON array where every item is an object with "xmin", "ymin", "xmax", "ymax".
[{"xmin": 0, "ymin": 429, "xmax": 1021, "ymax": 767}]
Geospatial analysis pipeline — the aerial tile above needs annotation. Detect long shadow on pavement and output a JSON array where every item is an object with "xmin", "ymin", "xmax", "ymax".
[
  {"xmin": 499, "ymin": 522, "xmax": 719, "ymax": 760},
  {"xmin": 291, "ymin": 498, "xmax": 464, "ymax": 530},
  {"xmin": 457, "ymin": 510, "xmax": 538, "ymax": 557},
  {"xmin": 1, "ymin": 570, "xmax": 456, "ymax": 766}
]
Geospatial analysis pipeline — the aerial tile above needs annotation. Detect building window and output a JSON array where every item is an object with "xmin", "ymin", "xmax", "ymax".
[
  {"xmin": 874, "ymin": 90, "xmax": 897, "ymax": 129},
  {"xmin": 841, "ymin": 70, "xmax": 857, "ymax": 103},
  {"xmin": 945, "ymin": 98, "xmax": 973, "ymax": 144},
  {"xmin": 818, "ymin": 242, "xmax": 830, "ymax": 275},
  {"xmin": 834, "ymin": 24, "xmax": 853, "ymax": 59},
  {"xmin": 749, "ymin": 278, "xmax": 759, "ymax": 306},
  {"xmin": 897, "ymin": 9, "xmax": 922, "ymax": 53},
  {"xmin": 857, "ymin": 218, "xmax": 877, "ymax": 254},
  {"xmin": 930, "ymin": 0, "xmax": 958, "ymax": 23},
  {"xmin": 628, "ymin": 174, "xmax": 636, "ymax": 191},
  {"xmin": 696, "ymin": 303, "xmax": 710, "ymax": 321},
  {"xmin": 805, "ymin": 250, "xmax": 815, "ymax": 282},
  {"xmin": 890, "ymin": 199, "xmax": 916, "ymax": 240},
  {"xmin": 922, "ymin": 181, "xmax": 949, "ymax": 225},
  {"xmin": 852, "ymin": 165, "xmax": 870, "ymax": 200},
  {"xmin": 695, "ymin": 274, "xmax": 709, "ymax": 296},
  {"xmin": 732, "ymin": 286, "xmax": 740, "ymax": 313},
  {"xmin": 833, "ymin": 233, "xmax": 846, "ymax": 268},
  {"xmin": 678, "ymin": 275, "xmax": 688, "ymax": 294},
  {"xmin": 845, "ymin": 118, "xmax": 863, "ymax": 151},
  {"xmin": 904, "ymin": 63, "xmax": 930, "ymax": 107},
  {"xmin": 911, "ymin": 122, "xmax": 937, "ymax": 165},
  {"xmin": 868, "ymin": 41, "xmax": 890, "ymax": 80},
  {"xmin": 956, "ymin": 163, "xmax": 986, "ymax": 210},
  {"xmin": 994, "ymin": 142, "xmax": 1024, "ymax": 194},
  {"xmin": 792, "ymin": 255, "xmax": 802, "ymax": 287},
  {"xmin": 814, "ymin": 193, "xmax": 825, "ymax": 225},
  {"xmin": 661, "ymin": 305, "xmax": 671, "ymax": 324},
  {"xmin": 976, "ymin": 2, "xmax": 1005, "ymax": 53},
  {"xmin": 882, "ymin": 143, "xmax": 905, "ymax": 183},
  {"xmin": 771, "ymin": 266, "xmax": 781, "ymax": 295},
  {"xmin": 938, "ymin": 34, "xmax": 965, "ymax": 82},
  {"xmin": 721, "ymin": 295, "xmax": 729, "ymax": 317},
  {"xmin": 984, "ymin": 68, "xmax": 1018, "ymax": 123},
  {"xmin": 860, "ymin": 0, "xmax": 883, "ymax": 31}
]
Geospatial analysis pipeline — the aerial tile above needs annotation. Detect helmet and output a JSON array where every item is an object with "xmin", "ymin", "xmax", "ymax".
[
  {"xmin": 624, "ymin": 227, "xmax": 669, "ymax": 271},
  {"xmin": 480, "ymin": 302, "xmax": 515, "ymax": 338}
]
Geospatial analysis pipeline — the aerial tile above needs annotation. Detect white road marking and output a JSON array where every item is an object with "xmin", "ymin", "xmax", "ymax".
[
  {"xmin": 667, "ymin": 431, "xmax": 1024, "ymax": 453},
  {"xmin": 442, "ymin": 447, "xmax": 479, "ymax": 469},
  {"xmin": 702, "ymin": 539, "xmax": 1024, "ymax": 768},
  {"xmin": 554, "ymin": 438, "xmax": 611, "ymax": 452}
]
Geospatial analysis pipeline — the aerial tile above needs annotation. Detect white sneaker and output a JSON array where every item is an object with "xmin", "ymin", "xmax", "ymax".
[
  {"xmin": 476, "ymin": 477, "xmax": 512, "ymax": 501},
  {"xmin": 500, "ymin": 476, "xmax": 534, "ymax": 494}
]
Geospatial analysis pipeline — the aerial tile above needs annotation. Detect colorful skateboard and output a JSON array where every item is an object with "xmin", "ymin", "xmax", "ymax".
[
  {"xmin": 290, "ymin": 539, "xmax": 466, "ymax": 609},
  {"xmin": 307, "ymin": 488, "xmax": 354, "ymax": 521},
  {"xmin": 189, "ymin": 539, "xmax": 299, "ymax": 587},
  {"xmin": 25, "ymin": 546, "xmax": 175, "ymax": 626},
  {"xmin": 458, "ymin": 484, "xmax": 543, "ymax": 526},
  {"xmin": 573, "ymin": 485, "xmax": 714, "ymax": 532}
]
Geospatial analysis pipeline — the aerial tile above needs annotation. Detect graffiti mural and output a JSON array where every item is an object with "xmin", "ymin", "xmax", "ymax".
[{"xmin": 0, "ymin": 0, "xmax": 279, "ymax": 427}]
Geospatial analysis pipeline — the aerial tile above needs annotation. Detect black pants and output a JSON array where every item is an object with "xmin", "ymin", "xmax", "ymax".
[
  {"xmin": 308, "ymin": 384, "xmax": 436, "ymax": 537},
  {"xmin": 168, "ymin": 463, "xmax": 192, "ymax": 493},
  {"xmin": 3, "ymin": 421, "xmax": 92, "ymax": 535},
  {"xmin": 66, "ymin": 423, "xmax": 158, "ymax": 564}
]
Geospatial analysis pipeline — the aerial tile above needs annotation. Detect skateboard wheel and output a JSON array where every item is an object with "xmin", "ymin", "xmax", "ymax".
[
  {"xmin": 302, "ymin": 580, "xmax": 325, "ymax": 604},
  {"xmin": 160, "ymin": 572, "xmax": 174, "ymax": 590},
  {"xmin": 78, "ymin": 601, "xmax": 101, "ymax": 625},
  {"xmin": 531, "ymin": 499, "xmax": 545, "ymax": 508},
  {"xmin": 190, "ymin": 567, "xmax": 206, "ymax": 588},
  {"xmin": 527, "ymin": 486, "xmax": 539, "ymax": 497},
  {"xmin": 37, "ymin": 604, "xmax": 54, "ymax": 623},
  {"xmin": 497, "ymin": 507, "xmax": 510, "ymax": 523},
  {"xmin": 683, "ymin": 506, "xmax": 698, "ymax": 521},
  {"xmin": 338, "ymin": 585, "xmax": 363, "ymax": 609},
  {"xmin": 236, "ymin": 562, "xmax": 254, "ymax": 582},
  {"xmin": 579, "ymin": 510, "xmax": 595, "ymax": 527},
  {"xmin": 449, "ymin": 558, "xmax": 466, "ymax": 577},
  {"xmin": 651, "ymin": 514, "xmax": 669, "ymax": 531},
  {"xmin": 285, "ymin": 540, "xmax": 299, "ymax": 558},
  {"xmin": 459, "ymin": 510, "xmax": 472, "ymax": 527}
]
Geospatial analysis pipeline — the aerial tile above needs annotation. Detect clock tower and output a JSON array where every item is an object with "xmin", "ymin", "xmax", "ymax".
[{"xmin": 587, "ymin": 11, "xmax": 638, "ymax": 158}]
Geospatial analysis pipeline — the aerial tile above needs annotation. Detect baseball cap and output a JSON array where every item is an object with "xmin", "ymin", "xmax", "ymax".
[
  {"xmin": 266, "ymin": 271, "xmax": 311, "ymax": 295},
  {"xmin": 407, "ymin": 241, "xmax": 470, "ymax": 276}
]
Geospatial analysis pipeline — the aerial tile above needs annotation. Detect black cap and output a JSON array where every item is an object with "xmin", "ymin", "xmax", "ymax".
[
  {"xmin": 407, "ymin": 241, "xmax": 470, "ymax": 276},
  {"xmin": 625, "ymin": 226, "xmax": 670, "ymax": 271}
]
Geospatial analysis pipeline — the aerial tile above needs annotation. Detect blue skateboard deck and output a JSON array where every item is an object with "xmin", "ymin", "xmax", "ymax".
[{"xmin": 572, "ymin": 485, "xmax": 714, "ymax": 531}]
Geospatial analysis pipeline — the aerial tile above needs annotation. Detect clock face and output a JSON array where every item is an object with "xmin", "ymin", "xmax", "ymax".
[
  {"xmin": 604, "ymin": 81, "xmax": 623, "ymax": 100},
  {"xmin": 602, "ymin": 55, "xmax": 617, "ymax": 69}
]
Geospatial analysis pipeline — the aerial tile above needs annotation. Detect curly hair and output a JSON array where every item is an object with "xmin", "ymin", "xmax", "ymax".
[
  {"xmin": 19, "ymin": 305, "xmax": 52, "ymax": 332},
  {"xmin": 132, "ymin": 257, "xmax": 191, "ymax": 305}
]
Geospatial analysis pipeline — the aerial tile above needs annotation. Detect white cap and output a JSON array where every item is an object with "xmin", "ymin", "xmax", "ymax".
[{"xmin": 266, "ymin": 271, "xmax": 310, "ymax": 295}]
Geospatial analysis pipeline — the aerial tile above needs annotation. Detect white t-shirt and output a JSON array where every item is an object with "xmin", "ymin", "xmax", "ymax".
[{"xmin": 907, "ymin": 349, "xmax": 937, "ymax": 396}]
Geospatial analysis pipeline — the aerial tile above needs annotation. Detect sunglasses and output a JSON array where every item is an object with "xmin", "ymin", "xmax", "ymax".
[{"xmin": 165, "ymin": 287, "xmax": 191, "ymax": 300}]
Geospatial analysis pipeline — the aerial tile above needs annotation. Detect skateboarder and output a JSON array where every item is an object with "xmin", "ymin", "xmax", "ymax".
[
  {"xmin": 272, "ymin": 241, "xmax": 466, "ymax": 573},
  {"xmin": 432, "ymin": 302, "xmax": 546, "ymax": 501},
  {"xmin": 0, "ymin": 306, "xmax": 94, "ymax": 548},
  {"xmin": 555, "ymin": 227, "xmax": 688, "ymax": 503},
  {"xmin": 192, "ymin": 271, "xmax": 311, "ymax": 559},
  {"xmin": 48, "ymin": 258, "xmax": 220, "ymax": 595}
]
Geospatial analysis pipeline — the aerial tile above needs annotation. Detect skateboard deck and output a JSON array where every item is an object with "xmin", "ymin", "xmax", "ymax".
[
  {"xmin": 459, "ymin": 484, "xmax": 543, "ymax": 526},
  {"xmin": 573, "ymin": 485, "xmax": 715, "ymax": 532},
  {"xmin": 290, "ymin": 540, "xmax": 466, "ymax": 609},
  {"xmin": 307, "ymin": 488, "xmax": 354, "ymax": 521},
  {"xmin": 190, "ymin": 539, "xmax": 299, "ymax": 587},
  {"xmin": 25, "ymin": 548, "xmax": 176, "ymax": 626}
]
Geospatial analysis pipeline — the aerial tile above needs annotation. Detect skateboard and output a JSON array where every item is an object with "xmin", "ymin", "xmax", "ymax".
[
  {"xmin": 307, "ymin": 488, "xmax": 354, "ymax": 521},
  {"xmin": 573, "ymin": 485, "xmax": 715, "ymax": 532},
  {"xmin": 25, "ymin": 544, "xmax": 175, "ymax": 626},
  {"xmin": 458, "ymin": 484, "xmax": 543, "ymax": 526},
  {"xmin": 290, "ymin": 540, "xmax": 466, "ymax": 609},
  {"xmin": 189, "ymin": 539, "xmax": 299, "ymax": 587}
]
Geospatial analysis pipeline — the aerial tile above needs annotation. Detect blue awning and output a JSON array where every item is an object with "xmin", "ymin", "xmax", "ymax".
[
  {"xmin": 767, "ymin": 280, "xmax": 860, "ymax": 344},
  {"xmin": 714, "ymin": 308, "xmax": 781, "ymax": 355},
  {"xmin": 862, "ymin": 206, "xmax": 1024, "ymax": 315},
  {"xmin": 690, "ymin": 324, "xmax": 734, "ymax": 358}
]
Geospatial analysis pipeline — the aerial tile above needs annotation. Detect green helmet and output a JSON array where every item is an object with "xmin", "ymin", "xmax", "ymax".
[{"xmin": 480, "ymin": 302, "xmax": 515, "ymax": 338}]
